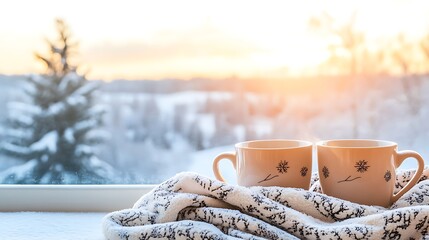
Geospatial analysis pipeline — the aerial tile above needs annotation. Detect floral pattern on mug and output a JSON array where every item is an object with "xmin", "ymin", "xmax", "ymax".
[
  {"xmin": 277, "ymin": 160, "xmax": 289, "ymax": 174},
  {"xmin": 354, "ymin": 160, "xmax": 370, "ymax": 173},
  {"xmin": 385, "ymin": 170, "xmax": 392, "ymax": 182},
  {"xmin": 322, "ymin": 166, "xmax": 329, "ymax": 178},
  {"xmin": 300, "ymin": 167, "xmax": 308, "ymax": 177}
]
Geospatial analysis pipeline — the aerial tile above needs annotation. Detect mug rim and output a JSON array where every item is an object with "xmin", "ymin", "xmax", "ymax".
[
  {"xmin": 317, "ymin": 139, "xmax": 397, "ymax": 148},
  {"xmin": 235, "ymin": 139, "xmax": 313, "ymax": 150}
]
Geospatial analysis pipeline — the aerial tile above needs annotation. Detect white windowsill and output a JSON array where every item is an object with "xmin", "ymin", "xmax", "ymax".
[
  {"xmin": 0, "ymin": 212, "xmax": 107, "ymax": 240},
  {"xmin": 0, "ymin": 184, "xmax": 156, "ymax": 212}
]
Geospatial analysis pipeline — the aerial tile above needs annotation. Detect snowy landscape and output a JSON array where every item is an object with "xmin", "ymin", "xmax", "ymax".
[
  {"xmin": 0, "ymin": 6, "xmax": 427, "ymax": 185},
  {"xmin": 0, "ymin": 74, "xmax": 428, "ymax": 184}
]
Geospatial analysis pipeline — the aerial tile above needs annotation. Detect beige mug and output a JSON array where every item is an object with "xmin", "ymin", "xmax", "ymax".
[
  {"xmin": 213, "ymin": 139, "xmax": 313, "ymax": 189},
  {"xmin": 317, "ymin": 139, "xmax": 424, "ymax": 207}
]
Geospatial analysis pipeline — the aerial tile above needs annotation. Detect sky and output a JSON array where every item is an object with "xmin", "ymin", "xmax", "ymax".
[{"xmin": 0, "ymin": 0, "xmax": 428, "ymax": 80}]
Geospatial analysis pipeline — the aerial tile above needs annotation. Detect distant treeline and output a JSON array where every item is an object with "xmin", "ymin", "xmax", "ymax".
[
  {"xmin": 2, "ymin": 74, "xmax": 428, "ymax": 96},
  {"xmin": 78, "ymin": 74, "xmax": 429, "ymax": 96}
]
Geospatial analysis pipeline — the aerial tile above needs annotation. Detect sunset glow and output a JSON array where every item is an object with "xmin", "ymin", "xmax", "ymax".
[{"xmin": 0, "ymin": 0, "xmax": 428, "ymax": 80}]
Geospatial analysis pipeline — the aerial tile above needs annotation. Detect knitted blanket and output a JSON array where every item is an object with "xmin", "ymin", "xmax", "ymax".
[{"xmin": 103, "ymin": 168, "xmax": 429, "ymax": 239}]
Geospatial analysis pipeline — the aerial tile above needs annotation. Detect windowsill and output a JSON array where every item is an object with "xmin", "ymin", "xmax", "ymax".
[
  {"xmin": 0, "ymin": 184, "xmax": 156, "ymax": 212},
  {"xmin": 0, "ymin": 212, "xmax": 107, "ymax": 240}
]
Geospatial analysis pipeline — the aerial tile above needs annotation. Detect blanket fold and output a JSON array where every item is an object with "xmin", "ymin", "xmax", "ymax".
[{"xmin": 103, "ymin": 168, "xmax": 429, "ymax": 239}]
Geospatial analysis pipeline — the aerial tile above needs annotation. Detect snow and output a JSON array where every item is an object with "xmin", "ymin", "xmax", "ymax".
[
  {"xmin": 0, "ymin": 159, "xmax": 38, "ymax": 182},
  {"xmin": 58, "ymin": 171, "xmax": 78, "ymax": 184},
  {"xmin": 188, "ymin": 145, "xmax": 237, "ymax": 184},
  {"xmin": 8, "ymin": 110, "xmax": 33, "ymax": 126},
  {"xmin": 233, "ymin": 125, "xmax": 246, "ymax": 142},
  {"xmin": 173, "ymin": 92, "xmax": 229, "ymax": 113},
  {"xmin": 88, "ymin": 156, "xmax": 117, "ymax": 180},
  {"xmin": 2, "ymin": 142, "xmax": 31, "ymax": 155},
  {"xmin": 73, "ymin": 81, "xmax": 98, "ymax": 96},
  {"xmin": 109, "ymin": 91, "xmax": 232, "ymax": 116},
  {"xmin": 5, "ymin": 128, "xmax": 32, "ymax": 139},
  {"xmin": 88, "ymin": 105, "xmax": 107, "ymax": 116},
  {"xmin": 75, "ymin": 144, "xmax": 93, "ymax": 156},
  {"xmin": 30, "ymin": 131, "xmax": 58, "ymax": 154},
  {"xmin": 197, "ymin": 114, "xmax": 216, "ymax": 139},
  {"xmin": 84, "ymin": 129, "xmax": 109, "ymax": 142},
  {"xmin": 58, "ymin": 72, "xmax": 81, "ymax": 92},
  {"xmin": 64, "ymin": 128, "xmax": 75, "ymax": 143},
  {"xmin": 73, "ymin": 119, "xmax": 97, "ymax": 132},
  {"xmin": 29, "ymin": 74, "xmax": 50, "ymax": 87},
  {"xmin": 41, "ymin": 154, "xmax": 48, "ymax": 163},
  {"xmin": 0, "ymin": 212, "xmax": 106, "ymax": 240},
  {"xmin": 54, "ymin": 164, "xmax": 64, "ymax": 172},
  {"xmin": 66, "ymin": 95, "xmax": 87, "ymax": 106},
  {"xmin": 40, "ymin": 172, "xmax": 53, "ymax": 184},
  {"xmin": 23, "ymin": 83, "xmax": 36, "ymax": 95},
  {"xmin": 7, "ymin": 102, "xmax": 41, "ymax": 115},
  {"xmin": 47, "ymin": 102, "xmax": 66, "ymax": 115}
]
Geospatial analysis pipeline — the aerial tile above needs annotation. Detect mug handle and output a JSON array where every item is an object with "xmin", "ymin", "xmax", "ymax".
[
  {"xmin": 392, "ymin": 150, "xmax": 425, "ymax": 202},
  {"xmin": 212, "ymin": 152, "xmax": 236, "ymax": 183}
]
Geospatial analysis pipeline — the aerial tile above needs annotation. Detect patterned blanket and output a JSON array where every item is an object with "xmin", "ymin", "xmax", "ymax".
[{"xmin": 103, "ymin": 168, "xmax": 429, "ymax": 239}]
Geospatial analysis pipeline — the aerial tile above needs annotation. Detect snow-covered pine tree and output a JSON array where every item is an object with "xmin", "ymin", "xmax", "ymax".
[{"xmin": 0, "ymin": 19, "xmax": 115, "ymax": 184}]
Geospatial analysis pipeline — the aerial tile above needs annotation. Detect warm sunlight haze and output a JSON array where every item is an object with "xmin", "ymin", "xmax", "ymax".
[{"xmin": 1, "ymin": 0, "xmax": 428, "ymax": 80}]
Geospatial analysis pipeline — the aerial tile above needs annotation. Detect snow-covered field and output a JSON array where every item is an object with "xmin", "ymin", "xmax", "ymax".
[{"xmin": 188, "ymin": 145, "xmax": 236, "ymax": 183}]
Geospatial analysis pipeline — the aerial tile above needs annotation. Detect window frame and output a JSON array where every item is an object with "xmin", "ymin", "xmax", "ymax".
[{"xmin": 0, "ymin": 184, "xmax": 156, "ymax": 212}]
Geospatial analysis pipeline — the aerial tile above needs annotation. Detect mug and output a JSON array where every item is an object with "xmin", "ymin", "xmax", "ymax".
[
  {"xmin": 317, "ymin": 139, "xmax": 424, "ymax": 207},
  {"xmin": 212, "ymin": 139, "xmax": 313, "ymax": 189}
]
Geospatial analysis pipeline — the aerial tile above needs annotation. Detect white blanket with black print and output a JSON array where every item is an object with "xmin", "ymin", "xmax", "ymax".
[{"xmin": 103, "ymin": 168, "xmax": 429, "ymax": 240}]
